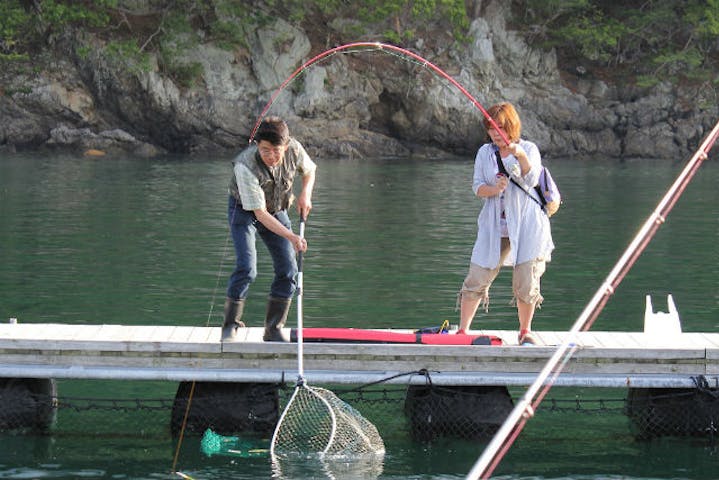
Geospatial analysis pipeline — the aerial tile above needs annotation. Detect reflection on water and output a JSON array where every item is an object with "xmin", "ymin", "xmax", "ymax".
[
  {"xmin": 271, "ymin": 452, "xmax": 385, "ymax": 480},
  {"xmin": 1, "ymin": 151, "xmax": 719, "ymax": 479}
]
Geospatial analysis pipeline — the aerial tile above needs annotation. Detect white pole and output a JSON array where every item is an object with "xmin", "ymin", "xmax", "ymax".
[{"xmin": 296, "ymin": 218, "xmax": 306, "ymax": 382}]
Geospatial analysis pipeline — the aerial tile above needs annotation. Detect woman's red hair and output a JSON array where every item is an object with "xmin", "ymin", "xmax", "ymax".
[{"xmin": 483, "ymin": 102, "xmax": 521, "ymax": 142}]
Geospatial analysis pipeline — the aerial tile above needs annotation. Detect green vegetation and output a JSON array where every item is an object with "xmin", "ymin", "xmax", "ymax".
[
  {"xmin": 0, "ymin": 1, "xmax": 469, "ymax": 67},
  {"xmin": 2, "ymin": 0, "xmax": 715, "ymax": 89},
  {"xmin": 353, "ymin": 0, "xmax": 469, "ymax": 42},
  {"xmin": 0, "ymin": 3, "xmax": 33, "ymax": 61},
  {"xmin": 0, "ymin": 0, "xmax": 116, "ymax": 61},
  {"xmin": 514, "ymin": 0, "xmax": 719, "ymax": 87},
  {"xmin": 244, "ymin": 0, "xmax": 468, "ymax": 42},
  {"xmin": 104, "ymin": 39, "xmax": 152, "ymax": 76}
]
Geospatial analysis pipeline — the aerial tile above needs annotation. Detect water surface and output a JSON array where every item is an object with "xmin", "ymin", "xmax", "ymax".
[{"xmin": 1, "ymin": 151, "xmax": 718, "ymax": 479}]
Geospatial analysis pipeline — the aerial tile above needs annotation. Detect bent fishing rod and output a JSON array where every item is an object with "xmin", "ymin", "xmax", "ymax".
[
  {"xmin": 467, "ymin": 117, "xmax": 719, "ymax": 479},
  {"xmin": 249, "ymin": 41, "xmax": 510, "ymax": 146}
]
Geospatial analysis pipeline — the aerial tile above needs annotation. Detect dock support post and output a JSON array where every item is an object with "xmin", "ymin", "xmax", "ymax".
[
  {"xmin": 404, "ymin": 385, "xmax": 514, "ymax": 441},
  {"xmin": 0, "ymin": 378, "xmax": 57, "ymax": 432},
  {"xmin": 171, "ymin": 381, "xmax": 280, "ymax": 437}
]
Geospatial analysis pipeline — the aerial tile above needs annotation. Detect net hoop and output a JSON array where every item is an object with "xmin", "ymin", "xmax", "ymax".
[
  {"xmin": 270, "ymin": 383, "xmax": 339, "ymax": 458},
  {"xmin": 270, "ymin": 383, "xmax": 385, "ymax": 459}
]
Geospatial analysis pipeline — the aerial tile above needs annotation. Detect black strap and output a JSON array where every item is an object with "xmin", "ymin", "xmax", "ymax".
[{"xmin": 494, "ymin": 150, "xmax": 546, "ymax": 210}]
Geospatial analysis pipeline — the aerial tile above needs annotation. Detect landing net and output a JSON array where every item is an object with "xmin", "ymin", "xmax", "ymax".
[
  {"xmin": 269, "ymin": 218, "xmax": 385, "ymax": 461},
  {"xmin": 270, "ymin": 383, "xmax": 385, "ymax": 458}
]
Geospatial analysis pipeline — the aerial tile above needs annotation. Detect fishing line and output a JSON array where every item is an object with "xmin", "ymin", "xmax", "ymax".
[
  {"xmin": 171, "ymin": 380, "xmax": 197, "ymax": 477},
  {"xmin": 467, "ymin": 118, "xmax": 719, "ymax": 479},
  {"xmin": 171, "ymin": 200, "xmax": 239, "ymax": 476},
  {"xmin": 205, "ymin": 206, "xmax": 237, "ymax": 329}
]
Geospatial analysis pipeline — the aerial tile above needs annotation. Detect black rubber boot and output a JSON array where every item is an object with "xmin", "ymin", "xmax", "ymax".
[
  {"xmin": 221, "ymin": 297, "xmax": 245, "ymax": 342},
  {"xmin": 263, "ymin": 296, "xmax": 291, "ymax": 342}
]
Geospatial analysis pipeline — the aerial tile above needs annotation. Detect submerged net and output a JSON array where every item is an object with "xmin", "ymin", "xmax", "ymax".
[
  {"xmin": 404, "ymin": 385, "xmax": 514, "ymax": 441},
  {"xmin": 5, "ymin": 377, "xmax": 719, "ymax": 445},
  {"xmin": 270, "ymin": 383, "xmax": 385, "ymax": 458},
  {"xmin": 626, "ymin": 385, "xmax": 719, "ymax": 439}
]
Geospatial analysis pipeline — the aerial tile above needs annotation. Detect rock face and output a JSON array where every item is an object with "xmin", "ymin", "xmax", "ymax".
[{"xmin": 0, "ymin": 2, "xmax": 716, "ymax": 160}]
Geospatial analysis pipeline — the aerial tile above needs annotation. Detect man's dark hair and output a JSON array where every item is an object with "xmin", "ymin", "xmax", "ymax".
[{"xmin": 255, "ymin": 117, "xmax": 290, "ymax": 146}]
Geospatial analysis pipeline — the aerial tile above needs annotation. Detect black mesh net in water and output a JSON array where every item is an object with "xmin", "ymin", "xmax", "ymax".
[
  {"xmin": 403, "ymin": 385, "xmax": 514, "ymax": 441},
  {"xmin": 626, "ymin": 377, "xmax": 719, "ymax": 440},
  {"xmin": 170, "ymin": 382, "xmax": 280, "ymax": 437},
  {"xmin": 0, "ymin": 378, "xmax": 57, "ymax": 432},
  {"xmin": 2, "ymin": 376, "xmax": 719, "ymax": 443}
]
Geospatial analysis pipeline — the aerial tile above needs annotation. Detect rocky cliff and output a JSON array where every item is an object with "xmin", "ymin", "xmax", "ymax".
[{"xmin": 1, "ymin": 1, "xmax": 716, "ymax": 160}]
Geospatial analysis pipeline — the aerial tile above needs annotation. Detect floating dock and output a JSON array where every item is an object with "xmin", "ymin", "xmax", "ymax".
[{"xmin": 1, "ymin": 321, "xmax": 718, "ymax": 389}]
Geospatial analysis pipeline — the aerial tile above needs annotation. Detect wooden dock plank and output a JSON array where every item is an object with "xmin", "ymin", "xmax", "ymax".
[
  {"xmin": 197, "ymin": 326, "xmax": 221, "ymax": 343},
  {"xmin": 704, "ymin": 348, "xmax": 719, "ymax": 375},
  {"xmin": 577, "ymin": 331, "xmax": 606, "ymax": 347},
  {"xmin": 695, "ymin": 333, "xmax": 719, "ymax": 348},
  {"xmin": 1, "ymin": 324, "xmax": 718, "ymax": 386},
  {"xmin": 72, "ymin": 324, "xmax": 103, "ymax": 341},
  {"xmin": 167, "ymin": 326, "xmax": 193, "ymax": 343},
  {"xmin": 125, "ymin": 325, "xmax": 146, "ymax": 342}
]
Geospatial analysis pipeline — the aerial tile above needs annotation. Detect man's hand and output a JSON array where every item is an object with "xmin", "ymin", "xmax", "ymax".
[
  {"xmin": 297, "ymin": 170, "xmax": 315, "ymax": 220},
  {"xmin": 291, "ymin": 233, "xmax": 308, "ymax": 252},
  {"xmin": 296, "ymin": 192, "xmax": 312, "ymax": 220}
]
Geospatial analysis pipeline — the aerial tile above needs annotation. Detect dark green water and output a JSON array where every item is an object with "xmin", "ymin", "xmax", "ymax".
[{"xmin": 1, "ymin": 151, "xmax": 718, "ymax": 479}]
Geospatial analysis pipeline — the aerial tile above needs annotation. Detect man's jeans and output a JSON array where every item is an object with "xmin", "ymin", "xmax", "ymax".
[{"xmin": 226, "ymin": 197, "xmax": 297, "ymax": 300}]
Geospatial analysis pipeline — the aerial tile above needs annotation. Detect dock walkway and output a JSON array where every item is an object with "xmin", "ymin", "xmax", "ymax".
[{"xmin": 1, "ymin": 323, "xmax": 718, "ymax": 388}]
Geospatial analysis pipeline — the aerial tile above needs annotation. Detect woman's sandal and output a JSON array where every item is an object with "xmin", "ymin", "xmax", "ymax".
[{"xmin": 518, "ymin": 331, "xmax": 539, "ymax": 345}]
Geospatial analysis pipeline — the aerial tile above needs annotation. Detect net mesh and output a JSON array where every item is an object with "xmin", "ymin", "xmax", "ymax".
[
  {"xmin": 170, "ymin": 382, "xmax": 278, "ymax": 437},
  {"xmin": 404, "ymin": 384, "xmax": 514, "ymax": 441},
  {"xmin": 626, "ymin": 386, "xmax": 719, "ymax": 439},
  {"xmin": 271, "ymin": 384, "xmax": 385, "ymax": 458},
  {"xmin": 3, "ymin": 376, "xmax": 719, "ymax": 445}
]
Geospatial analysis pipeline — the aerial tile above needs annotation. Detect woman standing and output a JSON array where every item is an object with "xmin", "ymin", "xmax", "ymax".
[{"xmin": 458, "ymin": 102, "xmax": 554, "ymax": 345}]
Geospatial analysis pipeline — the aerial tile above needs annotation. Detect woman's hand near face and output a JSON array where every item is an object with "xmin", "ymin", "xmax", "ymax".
[{"xmin": 507, "ymin": 142, "xmax": 530, "ymax": 176}]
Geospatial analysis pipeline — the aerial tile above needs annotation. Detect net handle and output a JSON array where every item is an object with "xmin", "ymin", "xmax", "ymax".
[{"xmin": 296, "ymin": 215, "xmax": 306, "ymax": 382}]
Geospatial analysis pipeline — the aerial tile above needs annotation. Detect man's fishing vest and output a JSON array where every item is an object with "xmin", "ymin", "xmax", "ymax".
[{"xmin": 229, "ymin": 138, "xmax": 303, "ymax": 214}]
